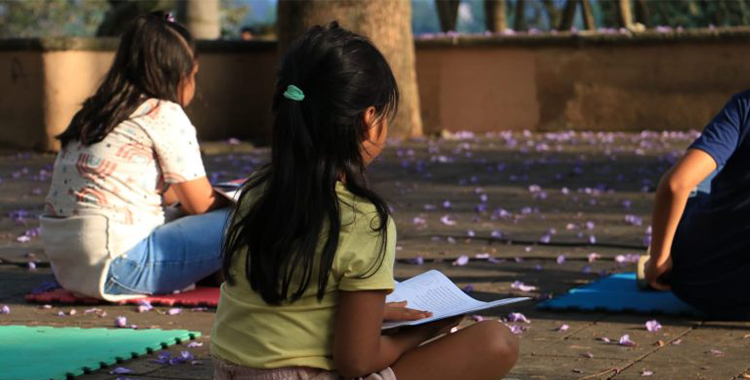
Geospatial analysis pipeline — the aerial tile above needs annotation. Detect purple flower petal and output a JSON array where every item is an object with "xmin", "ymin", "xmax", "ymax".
[
  {"xmin": 153, "ymin": 352, "xmax": 171, "ymax": 364},
  {"xmin": 167, "ymin": 308, "xmax": 182, "ymax": 315},
  {"xmin": 587, "ymin": 253, "xmax": 601, "ymax": 262},
  {"xmin": 641, "ymin": 370, "xmax": 654, "ymax": 377},
  {"xmin": 556, "ymin": 255, "xmax": 566, "ymax": 265},
  {"xmin": 511, "ymin": 281, "xmax": 537, "ymax": 292},
  {"xmin": 619, "ymin": 334, "xmax": 637, "ymax": 347},
  {"xmin": 1, "ymin": 305, "xmax": 9, "ymax": 314},
  {"xmin": 645, "ymin": 319, "xmax": 662, "ymax": 332},
  {"xmin": 452, "ymin": 255, "xmax": 469, "ymax": 266},
  {"xmin": 557, "ymin": 324, "xmax": 570, "ymax": 332},
  {"xmin": 111, "ymin": 367, "xmax": 132, "ymax": 374},
  {"xmin": 187, "ymin": 341, "xmax": 203, "ymax": 348},
  {"xmin": 507, "ymin": 312, "xmax": 530, "ymax": 323},
  {"xmin": 440, "ymin": 215, "xmax": 457, "ymax": 226},
  {"xmin": 115, "ymin": 316, "xmax": 127, "ymax": 328},
  {"xmin": 406, "ymin": 256, "xmax": 424, "ymax": 265}
]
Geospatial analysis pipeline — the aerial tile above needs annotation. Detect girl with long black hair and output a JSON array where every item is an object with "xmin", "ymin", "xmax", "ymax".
[
  {"xmin": 41, "ymin": 12, "xmax": 229, "ymax": 301},
  {"xmin": 211, "ymin": 22, "xmax": 519, "ymax": 380}
]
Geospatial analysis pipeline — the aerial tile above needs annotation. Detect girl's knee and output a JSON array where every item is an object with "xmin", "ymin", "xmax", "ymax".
[{"xmin": 471, "ymin": 320, "xmax": 520, "ymax": 363}]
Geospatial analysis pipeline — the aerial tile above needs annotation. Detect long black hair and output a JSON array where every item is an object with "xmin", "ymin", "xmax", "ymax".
[
  {"xmin": 222, "ymin": 22, "xmax": 399, "ymax": 305},
  {"xmin": 57, "ymin": 11, "xmax": 196, "ymax": 146}
]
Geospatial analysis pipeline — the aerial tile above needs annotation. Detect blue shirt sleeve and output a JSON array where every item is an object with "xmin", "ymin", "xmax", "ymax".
[{"xmin": 689, "ymin": 94, "xmax": 747, "ymax": 167}]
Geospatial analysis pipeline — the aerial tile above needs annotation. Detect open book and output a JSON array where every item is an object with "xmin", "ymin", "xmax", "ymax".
[
  {"xmin": 213, "ymin": 179, "xmax": 245, "ymax": 203},
  {"xmin": 382, "ymin": 270, "xmax": 531, "ymax": 330}
]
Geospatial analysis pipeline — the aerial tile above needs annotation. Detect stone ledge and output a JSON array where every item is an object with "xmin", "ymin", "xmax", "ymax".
[{"xmin": 415, "ymin": 26, "xmax": 750, "ymax": 48}]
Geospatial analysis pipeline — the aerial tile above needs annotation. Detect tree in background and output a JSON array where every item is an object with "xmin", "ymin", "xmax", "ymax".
[
  {"xmin": 277, "ymin": 0, "xmax": 423, "ymax": 138},
  {"xmin": 177, "ymin": 0, "xmax": 220, "ymax": 39},
  {"xmin": 0, "ymin": 0, "xmax": 107, "ymax": 38},
  {"xmin": 219, "ymin": 0, "xmax": 251, "ymax": 38},
  {"xmin": 484, "ymin": 0, "xmax": 508, "ymax": 32},
  {"xmin": 97, "ymin": 0, "xmax": 169, "ymax": 36},
  {"xmin": 559, "ymin": 0, "xmax": 595, "ymax": 31},
  {"xmin": 436, "ymin": 0, "xmax": 460, "ymax": 31}
]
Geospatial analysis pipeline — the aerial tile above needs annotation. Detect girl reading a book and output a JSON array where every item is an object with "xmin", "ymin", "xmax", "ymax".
[
  {"xmin": 40, "ymin": 12, "xmax": 229, "ymax": 301},
  {"xmin": 646, "ymin": 91, "xmax": 750, "ymax": 319},
  {"xmin": 210, "ymin": 23, "xmax": 519, "ymax": 380}
]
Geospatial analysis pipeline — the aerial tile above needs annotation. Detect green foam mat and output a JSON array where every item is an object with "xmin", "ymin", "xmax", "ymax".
[{"xmin": 0, "ymin": 325, "xmax": 200, "ymax": 380}]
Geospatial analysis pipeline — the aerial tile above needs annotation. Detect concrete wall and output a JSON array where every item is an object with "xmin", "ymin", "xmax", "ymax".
[{"xmin": 2, "ymin": 29, "xmax": 750, "ymax": 150}]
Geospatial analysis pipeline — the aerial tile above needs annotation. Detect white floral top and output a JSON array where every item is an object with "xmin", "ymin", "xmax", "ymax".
[{"xmin": 44, "ymin": 98, "xmax": 206, "ymax": 255}]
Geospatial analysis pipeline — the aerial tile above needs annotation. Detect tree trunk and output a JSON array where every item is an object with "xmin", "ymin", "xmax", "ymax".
[
  {"xmin": 581, "ymin": 0, "xmax": 595, "ymax": 30},
  {"xmin": 514, "ymin": 0, "xmax": 526, "ymax": 31},
  {"xmin": 484, "ymin": 0, "xmax": 508, "ymax": 32},
  {"xmin": 277, "ymin": 0, "xmax": 423, "ymax": 138},
  {"xmin": 435, "ymin": 0, "xmax": 460, "ymax": 32},
  {"xmin": 559, "ymin": 0, "xmax": 578, "ymax": 31},
  {"xmin": 541, "ymin": 0, "xmax": 561, "ymax": 29},
  {"xmin": 617, "ymin": 0, "xmax": 634, "ymax": 29},
  {"xmin": 634, "ymin": 0, "xmax": 651, "ymax": 27},
  {"xmin": 177, "ymin": 0, "xmax": 220, "ymax": 39},
  {"xmin": 737, "ymin": 0, "xmax": 750, "ymax": 26}
]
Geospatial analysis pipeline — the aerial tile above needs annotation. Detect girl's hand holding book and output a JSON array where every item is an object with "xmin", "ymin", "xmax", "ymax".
[{"xmin": 384, "ymin": 301, "xmax": 432, "ymax": 322}]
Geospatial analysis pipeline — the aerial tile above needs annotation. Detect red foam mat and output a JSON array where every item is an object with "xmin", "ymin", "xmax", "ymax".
[{"xmin": 25, "ymin": 286, "xmax": 220, "ymax": 307}]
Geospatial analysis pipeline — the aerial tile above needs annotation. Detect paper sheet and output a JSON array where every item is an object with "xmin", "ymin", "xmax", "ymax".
[{"xmin": 382, "ymin": 270, "xmax": 530, "ymax": 329}]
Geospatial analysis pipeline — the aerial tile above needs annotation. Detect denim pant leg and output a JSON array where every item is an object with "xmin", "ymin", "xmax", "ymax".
[{"xmin": 105, "ymin": 208, "xmax": 231, "ymax": 295}]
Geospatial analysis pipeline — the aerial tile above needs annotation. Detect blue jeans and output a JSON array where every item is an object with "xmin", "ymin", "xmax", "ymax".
[{"xmin": 105, "ymin": 208, "xmax": 231, "ymax": 295}]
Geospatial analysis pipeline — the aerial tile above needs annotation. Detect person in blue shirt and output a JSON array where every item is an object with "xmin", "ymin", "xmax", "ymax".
[{"xmin": 646, "ymin": 91, "xmax": 750, "ymax": 319}]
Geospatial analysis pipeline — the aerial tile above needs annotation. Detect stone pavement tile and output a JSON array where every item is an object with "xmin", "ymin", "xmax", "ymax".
[
  {"xmin": 82, "ymin": 354, "xmax": 213, "ymax": 380},
  {"xmin": 508, "ymin": 356, "xmax": 630, "ymax": 380},
  {"xmin": 611, "ymin": 362, "xmax": 745, "ymax": 380},
  {"xmin": 0, "ymin": 265, "xmax": 55, "ymax": 301},
  {"xmin": 395, "ymin": 237, "xmax": 641, "ymax": 261},
  {"xmin": 513, "ymin": 311, "xmax": 608, "ymax": 355},
  {"xmin": 626, "ymin": 326, "xmax": 750, "ymax": 379},
  {"xmin": 526, "ymin": 314, "xmax": 700, "ymax": 360}
]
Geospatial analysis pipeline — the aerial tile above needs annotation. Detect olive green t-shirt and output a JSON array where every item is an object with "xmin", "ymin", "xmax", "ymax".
[{"xmin": 210, "ymin": 182, "xmax": 396, "ymax": 370}]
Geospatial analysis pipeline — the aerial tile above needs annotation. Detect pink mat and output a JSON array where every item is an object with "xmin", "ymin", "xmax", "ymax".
[{"xmin": 25, "ymin": 287, "xmax": 220, "ymax": 307}]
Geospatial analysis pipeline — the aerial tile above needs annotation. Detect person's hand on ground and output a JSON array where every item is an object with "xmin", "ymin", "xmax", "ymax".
[
  {"xmin": 645, "ymin": 256, "xmax": 673, "ymax": 291},
  {"xmin": 384, "ymin": 301, "xmax": 431, "ymax": 321}
]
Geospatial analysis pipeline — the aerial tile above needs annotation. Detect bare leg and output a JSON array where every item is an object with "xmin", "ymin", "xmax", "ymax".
[{"xmin": 391, "ymin": 320, "xmax": 519, "ymax": 380}]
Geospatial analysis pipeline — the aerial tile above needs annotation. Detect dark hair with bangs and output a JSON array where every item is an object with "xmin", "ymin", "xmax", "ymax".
[
  {"xmin": 222, "ymin": 22, "xmax": 399, "ymax": 305},
  {"xmin": 57, "ymin": 11, "xmax": 196, "ymax": 146}
]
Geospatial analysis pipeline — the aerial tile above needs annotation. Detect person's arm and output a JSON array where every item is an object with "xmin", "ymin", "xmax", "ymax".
[
  {"xmin": 332, "ymin": 290, "xmax": 457, "ymax": 377},
  {"xmin": 647, "ymin": 149, "xmax": 716, "ymax": 289},
  {"xmin": 171, "ymin": 176, "xmax": 229, "ymax": 215},
  {"xmin": 162, "ymin": 186, "xmax": 179, "ymax": 206}
]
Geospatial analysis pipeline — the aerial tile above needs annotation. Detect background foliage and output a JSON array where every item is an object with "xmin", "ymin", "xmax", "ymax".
[{"xmin": 2, "ymin": 0, "xmax": 750, "ymax": 39}]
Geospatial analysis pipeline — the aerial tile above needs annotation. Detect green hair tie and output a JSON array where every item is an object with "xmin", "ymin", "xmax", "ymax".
[{"xmin": 283, "ymin": 85, "xmax": 305, "ymax": 101}]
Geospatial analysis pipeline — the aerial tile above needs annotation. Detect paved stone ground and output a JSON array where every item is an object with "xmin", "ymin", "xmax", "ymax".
[{"xmin": 1, "ymin": 131, "xmax": 749, "ymax": 380}]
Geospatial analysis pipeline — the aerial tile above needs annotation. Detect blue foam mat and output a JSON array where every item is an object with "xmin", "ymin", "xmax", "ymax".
[{"xmin": 537, "ymin": 273, "xmax": 702, "ymax": 316}]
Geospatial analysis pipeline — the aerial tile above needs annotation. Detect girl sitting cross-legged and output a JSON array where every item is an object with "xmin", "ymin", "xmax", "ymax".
[
  {"xmin": 41, "ymin": 12, "xmax": 230, "ymax": 301},
  {"xmin": 210, "ymin": 22, "xmax": 519, "ymax": 380}
]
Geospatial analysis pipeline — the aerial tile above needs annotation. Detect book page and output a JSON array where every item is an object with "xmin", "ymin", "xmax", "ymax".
[
  {"xmin": 386, "ymin": 270, "xmax": 484, "ymax": 314},
  {"xmin": 383, "ymin": 270, "xmax": 530, "ymax": 330}
]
